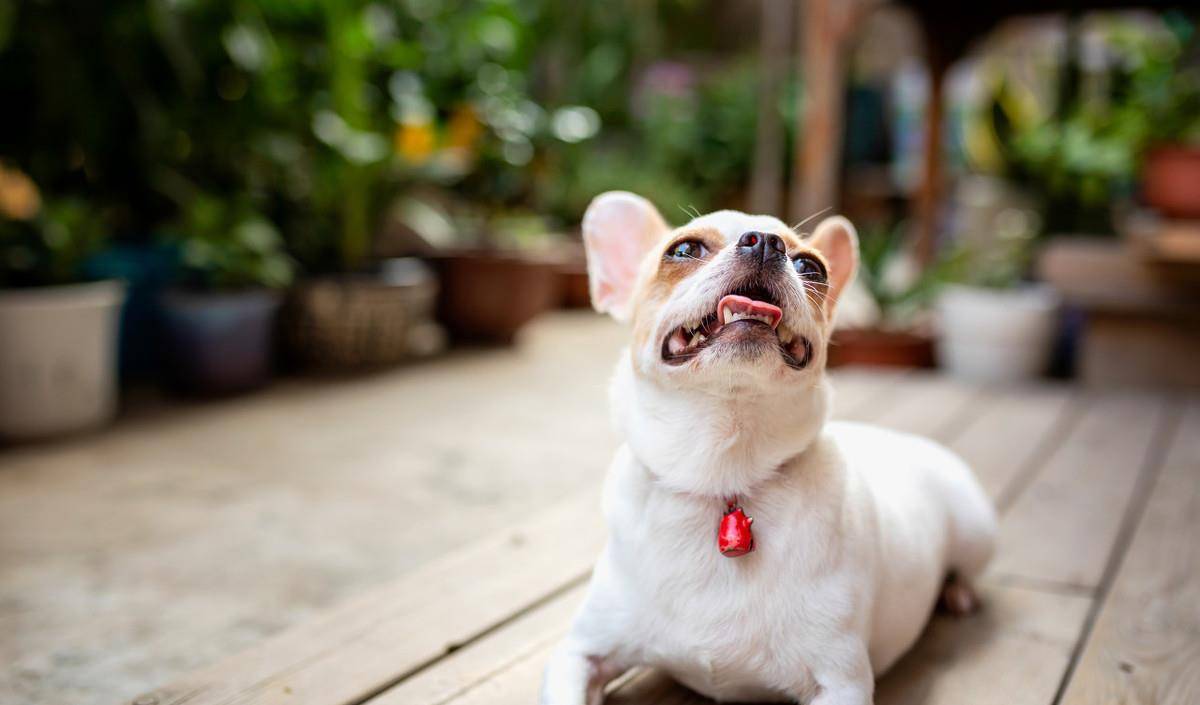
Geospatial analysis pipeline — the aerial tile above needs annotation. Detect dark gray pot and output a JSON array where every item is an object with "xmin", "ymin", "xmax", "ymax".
[{"xmin": 160, "ymin": 289, "xmax": 282, "ymax": 395}]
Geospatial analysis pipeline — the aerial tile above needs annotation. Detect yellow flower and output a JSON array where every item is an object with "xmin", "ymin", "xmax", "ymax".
[
  {"xmin": 447, "ymin": 105, "xmax": 482, "ymax": 152},
  {"xmin": 395, "ymin": 121, "xmax": 435, "ymax": 164},
  {"xmin": 0, "ymin": 162, "xmax": 41, "ymax": 221}
]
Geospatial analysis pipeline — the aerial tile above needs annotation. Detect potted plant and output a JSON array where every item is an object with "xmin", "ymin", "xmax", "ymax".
[
  {"xmin": 1125, "ymin": 25, "xmax": 1200, "ymax": 218},
  {"xmin": 827, "ymin": 221, "xmax": 941, "ymax": 368},
  {"xmin": 0, "ymin": 170, "xmax": 125, "ymax": 440},
  {"xmin": 417, "ymin": 204, "xmax": 564, "ymax": 343},
  {"xmin": 225, "ymin": 3, "xmax": 445, "ymax": 368},
  {"xmin": 936, "ymin": 178, "xmax": 1058, "ymax": 382},
  {"xmin": 984, "ymin": 16, "xmax": 1200, "ymax": 230},
  {"xmin": 158, "ymin": 193, "xmax": 294, "ymax": 395}
]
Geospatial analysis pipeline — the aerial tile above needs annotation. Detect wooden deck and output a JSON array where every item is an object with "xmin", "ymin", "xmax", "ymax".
[{"xmin": 124, "ymin": 366, "xmax": 1199, "ymax": 705}]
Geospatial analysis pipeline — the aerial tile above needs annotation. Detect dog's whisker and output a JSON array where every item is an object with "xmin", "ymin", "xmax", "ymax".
[{"xmin": 792, "ymin": 207, "xmax": 832, "ymax": 233}]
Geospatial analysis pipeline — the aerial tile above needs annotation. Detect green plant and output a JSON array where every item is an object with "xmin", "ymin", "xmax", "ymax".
[
  {"xmin": 2, "ymin": 0, "xmax": 793, "ymax": 268},
  {"xmin": 639, "ymin": 61, "xmax": 765, "ymax": 207},
  {"xmin": 1, "ymin": 189, "xmax": 110, "ymax": 288},
  {"xmin": 853, "ymin": 215, "xmax": 1036, "ymax": 329},
  {"xmin": 980, "ymin": 13, "xmax": 1200, "ymax": 234},
  {"xmin": 167, "ymin": 193, "xmax": 294, "ymax": 291},
  {"xmin": 855, "ymin": 222, "xmax": 959, "ymax": 329}
]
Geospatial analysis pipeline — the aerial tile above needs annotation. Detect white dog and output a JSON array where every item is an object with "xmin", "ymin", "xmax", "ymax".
[{"xmin": 540, "ymin": 193, "xmax": 997, "ymax": 705}]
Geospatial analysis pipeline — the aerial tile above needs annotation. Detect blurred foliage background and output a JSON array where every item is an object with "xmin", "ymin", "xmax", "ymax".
[
  {"xmin": 0, "ymin": 0, "xmax": 782, "ymax": 278},
  {"xmin": 1, "ymin": 1, "xmax": 1197, "ymax": 284}
]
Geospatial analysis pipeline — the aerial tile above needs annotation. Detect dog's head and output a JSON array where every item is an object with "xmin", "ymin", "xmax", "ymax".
[{"xmin": 583, "ymin": 191, "xmax": 858, "ymax": 393}]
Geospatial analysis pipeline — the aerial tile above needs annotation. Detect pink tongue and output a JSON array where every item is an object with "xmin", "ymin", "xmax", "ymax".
[{"xmin": 718, "ymin": 295, "xmax": 783, "ymax": 329}]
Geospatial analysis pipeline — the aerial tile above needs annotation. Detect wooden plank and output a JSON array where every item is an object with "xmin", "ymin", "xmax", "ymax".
[
  {"xmin": 990, "ymin": 392, "xmax": 1169, "ymax": 590},
  {"xmin": 430, "ymin": 645, "xmax": 695, "ymax": 705},
  {"xmin": 367, "ymin": 585, "xmax": 586, "ymax": 705},
  {"xmin": 875, "ymin": 582, "xmax": 1091, "ymax": 705},
  {"xmin": 125, "ymin": 489, "xmax": 605, "ymax": 705},
  {"xmin": 1059, "ymin": 399, "xmax": 1198, "ymax": 705},
  {"xmin": 844, "ymin": 372, "xmax": 983, "ymax": 441},
  {"xmin": 437, "ymin": 641, "xmax": 552, "ymax": 705},
  {"xmin": 828, "ymin": 367, "xmax": 907, "ymax": 419},
  {"xmin": 946, "ymin": 384, "xmax": 1077, "ymax": 506}
]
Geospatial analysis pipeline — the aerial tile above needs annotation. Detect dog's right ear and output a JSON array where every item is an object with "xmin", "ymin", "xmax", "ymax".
[{"xmin": 581, "ymin": 191, "xmax": 670, "ymax": 321}]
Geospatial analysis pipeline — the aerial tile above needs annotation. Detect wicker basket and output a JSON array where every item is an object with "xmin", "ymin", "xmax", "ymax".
[{"xmin": 284, "ymin": 274, "xmax": 439, "ymax": 370}]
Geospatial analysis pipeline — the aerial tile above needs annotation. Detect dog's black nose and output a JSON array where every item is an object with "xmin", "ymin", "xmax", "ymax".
[{"xmin": 737, "ymin": 231, "xmax": 786, "ymax": 265}]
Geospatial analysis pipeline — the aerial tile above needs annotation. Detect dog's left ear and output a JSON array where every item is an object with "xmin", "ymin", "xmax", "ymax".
[
  {"xmin": 808, "ymin": 216, "xmax": 859, "ymax": 313},
  {"xmin": 582, "ymin": 191, "xmax": 670, "ymax": 321}
]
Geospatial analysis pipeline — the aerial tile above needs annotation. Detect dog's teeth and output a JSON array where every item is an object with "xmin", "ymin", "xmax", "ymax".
[
  {"xmin": 668, "ymin": 328, "xmax": 688, "ymax": 354},
  {"xmin": 722, "ymin": 306, "xmax": 733, "ymax": 325}
]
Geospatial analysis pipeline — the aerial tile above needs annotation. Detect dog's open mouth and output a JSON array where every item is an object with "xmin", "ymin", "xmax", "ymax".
[{"xmin": 661, "ymin": 285, "xmax": 813, "ymax": 369}]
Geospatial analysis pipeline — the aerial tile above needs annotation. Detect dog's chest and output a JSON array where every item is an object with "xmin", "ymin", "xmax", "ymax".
[{"xmin": 610, "ymin": 492, "xmax": 838, "ymax": 701}]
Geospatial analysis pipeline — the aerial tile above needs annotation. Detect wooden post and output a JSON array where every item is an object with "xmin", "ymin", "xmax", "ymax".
[
  {"xmin": 914, "ymin": 41, "xmax": 948, "ymax": 264},
  {"xmin": 789, "ymin": 0, "xmax": 872, "ymax": 226},
  {"xmin": 749, "ymin": 0, "xmax": 792, "ymax": 215}
]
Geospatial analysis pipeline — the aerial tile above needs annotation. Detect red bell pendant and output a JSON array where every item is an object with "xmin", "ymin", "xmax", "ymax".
[{"xmin": 718, "ymin": 499, "xmax": 755, "ymax": 557}]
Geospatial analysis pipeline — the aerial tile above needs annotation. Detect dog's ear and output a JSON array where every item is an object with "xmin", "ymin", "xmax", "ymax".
[
  {"xmin": 582, "ymin": 191, "xmax": 670, "ymax": 321},
  {"xmin": 808, "ymin": 216, "xmax": 859, "ymax": 313}
]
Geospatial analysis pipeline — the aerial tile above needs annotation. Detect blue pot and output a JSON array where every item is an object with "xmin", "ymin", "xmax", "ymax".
[
  {"xmin": 84, "ymin": 243, "xmax": 181, "ymax": 381},
  {"xmin": 160, "ymin": 289, "xmax": 282, "ymax": 395}
]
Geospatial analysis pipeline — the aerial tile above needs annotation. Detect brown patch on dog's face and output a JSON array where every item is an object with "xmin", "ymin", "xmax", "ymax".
[{"xmin": 629, "ymin": 227, "xmax": 724, "ymax": 352}]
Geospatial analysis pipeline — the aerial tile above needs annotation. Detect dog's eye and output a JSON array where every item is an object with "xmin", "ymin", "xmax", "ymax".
[
  {"xmin": 666, "ymin": 240, "xmax": 708, "ymax": 260},
  {"xmin": 792, "ymin": 255, "xmax": 827, "ymax": 282}
]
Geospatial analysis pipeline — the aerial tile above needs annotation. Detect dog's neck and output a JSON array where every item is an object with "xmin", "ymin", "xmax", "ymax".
[{"xmin": 611, "ymin": 351, "xmax": 831, "ymax": 498}]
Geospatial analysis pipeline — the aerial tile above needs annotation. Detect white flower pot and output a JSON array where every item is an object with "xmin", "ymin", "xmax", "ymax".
[
  {"xmin": 0, "ymin": 280, "xmax": 126, "ymax": 440},
  {"xmin": 936, "ymin": 284, "xmax": 1058, "ymax": 383}
]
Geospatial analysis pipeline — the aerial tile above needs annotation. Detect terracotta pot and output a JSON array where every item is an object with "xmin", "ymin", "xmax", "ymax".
[
  {"xmin": 159, "ymin": 289, "xmax": 282, "ymax": 395},
  {"xmin": 558, "ymin": 261, "xmax": 592, "ymax": 309},
  {"xmin": 430, "ymin": 251, "xmax": 561, "ymax": 343},
  {"xmin": 827, "ymin": 328, "xmax": 935, "ymax": 369},
  {"xmin": 1143, "ymin": 145, "xmax": 1200, "ymax": 219},
  {"xmin": 284, "ymin": 267, "xmax": 440, "ymax": 370}
]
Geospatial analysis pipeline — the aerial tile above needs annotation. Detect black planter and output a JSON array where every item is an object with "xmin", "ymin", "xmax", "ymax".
[{"xmin": 160, "ymin": 289, "xmax": 282, "ymax": 395}]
